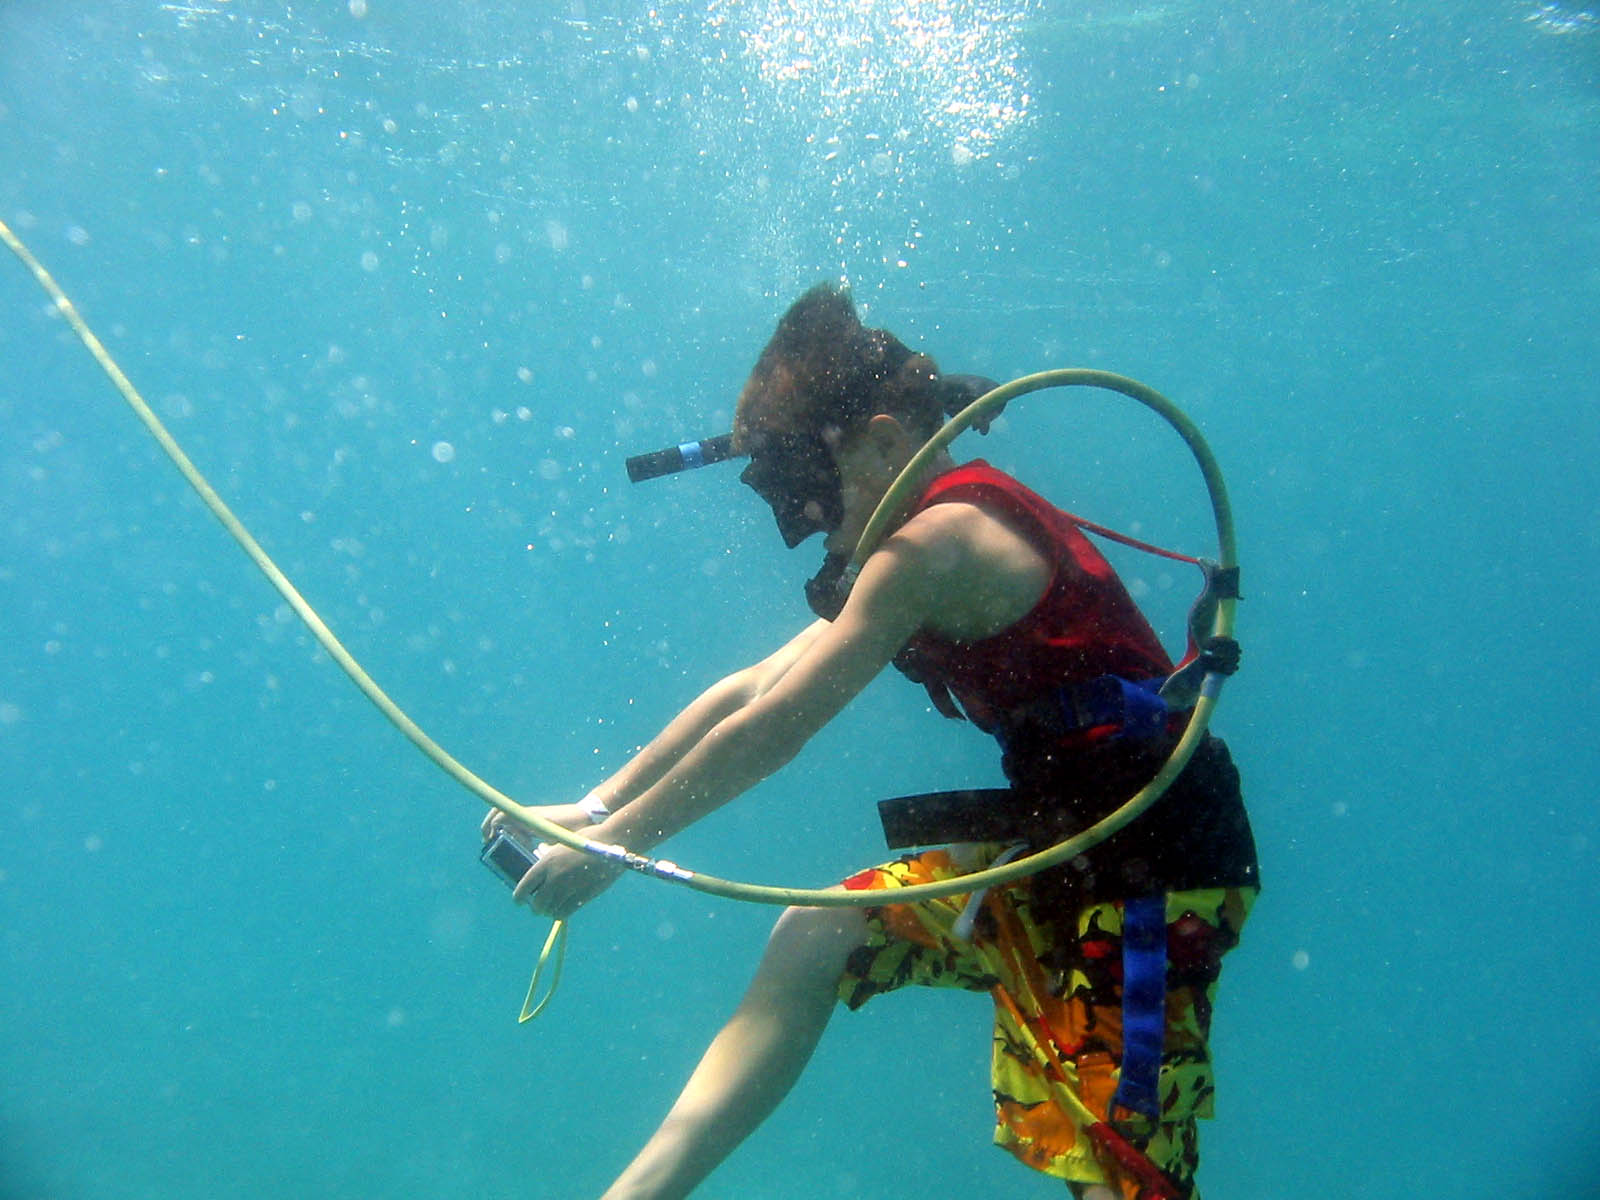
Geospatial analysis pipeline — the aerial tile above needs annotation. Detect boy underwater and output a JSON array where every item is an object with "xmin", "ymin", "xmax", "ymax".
[{"xmin": 484, "ymin": 284, "xmax": 1259, "ymax": 1199}]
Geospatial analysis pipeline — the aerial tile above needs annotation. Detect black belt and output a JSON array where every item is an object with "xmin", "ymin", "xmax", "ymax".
[
  {"xmin": 878, "ymin": 787, "xmax": 1048, "ymax": 848},
  {"xmin": 878, "ymin": 732, "xmax": 1207, "ymax": 850}
]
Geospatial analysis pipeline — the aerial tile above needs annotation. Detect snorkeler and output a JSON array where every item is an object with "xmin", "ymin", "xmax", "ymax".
[{"xmin": 483, "ymin": 284, "xmax": 1259, "ymax": 1199}]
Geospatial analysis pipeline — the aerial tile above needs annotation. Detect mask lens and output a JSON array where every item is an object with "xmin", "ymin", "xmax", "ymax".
[{"xmin": 740, "ymin": 435, "xmax": 843, "ymax": 548}]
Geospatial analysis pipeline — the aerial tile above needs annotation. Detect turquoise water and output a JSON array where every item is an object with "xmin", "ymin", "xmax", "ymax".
[{"xmin": 2, "ymin": 2, "xmax": 1597, "ymax": 1196}]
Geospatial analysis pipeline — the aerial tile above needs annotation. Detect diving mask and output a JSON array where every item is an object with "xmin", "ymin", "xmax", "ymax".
[{"xmin": 737, "ymin": 431, "xmax": 844, "ymax": 548}]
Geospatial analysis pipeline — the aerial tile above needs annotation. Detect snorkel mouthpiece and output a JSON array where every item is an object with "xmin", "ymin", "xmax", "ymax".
[{"xmin": 804, "ymin": 551, "xmax": 855, "ymax": 620}]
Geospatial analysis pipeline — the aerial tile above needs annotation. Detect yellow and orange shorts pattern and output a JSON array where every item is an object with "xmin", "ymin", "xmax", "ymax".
[{"xmin": 837, "ymin": 846, "xmax": 1255, "ymax": 1199}]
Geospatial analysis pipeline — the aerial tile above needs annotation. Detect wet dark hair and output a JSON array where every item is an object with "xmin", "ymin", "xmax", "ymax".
[{"xmin": 732, "ymin": 283, "xmax": 941, "ymax": 453}]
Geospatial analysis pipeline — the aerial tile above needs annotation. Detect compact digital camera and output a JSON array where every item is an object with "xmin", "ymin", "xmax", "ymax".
[{"xmin": 481, "ymin": 831, "xmax": 539, "ymax": 890}]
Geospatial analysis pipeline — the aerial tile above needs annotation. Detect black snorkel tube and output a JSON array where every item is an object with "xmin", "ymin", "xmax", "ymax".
[{"xmin": 624, "ymin": 433, "xmax": 738, "ymax": 483}]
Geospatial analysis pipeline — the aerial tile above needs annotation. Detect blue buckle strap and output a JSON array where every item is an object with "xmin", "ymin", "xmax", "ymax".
[
  {"xmin": 1060, "ymin": 675, "xmax": 1171, "ymax": 741},
  {"xmin": 1112, "ymin": 892, "xmax": 1168, "ymax": 1128}
]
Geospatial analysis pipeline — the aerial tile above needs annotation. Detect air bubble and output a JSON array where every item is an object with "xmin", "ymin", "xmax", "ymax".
[{"xmin": 431, "ymin": 441, "xmax": 456, "ymax": 463}]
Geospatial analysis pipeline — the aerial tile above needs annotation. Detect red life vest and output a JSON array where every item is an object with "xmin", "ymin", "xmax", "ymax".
[
  {"xmin": 896, "ymin": 461, "xmax": 1173, "ymax": 735},
  {"xmin": 888, "ymin": 462, "xmax": 1261, "ymax": 902}
]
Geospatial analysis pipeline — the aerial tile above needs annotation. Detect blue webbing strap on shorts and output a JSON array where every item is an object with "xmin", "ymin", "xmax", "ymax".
[{"xmin": 1112, "ymin": 892, "xmax": 1168, "ymax": 1129}]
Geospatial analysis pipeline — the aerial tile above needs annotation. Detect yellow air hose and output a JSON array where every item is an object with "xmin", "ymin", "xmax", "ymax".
[{"xmin": 2, "ymin": 216, "xmax": 1236, "ymax": 917}]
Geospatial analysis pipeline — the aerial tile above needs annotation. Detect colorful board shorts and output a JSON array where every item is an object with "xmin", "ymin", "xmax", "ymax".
[{"xmin": 837, "ymin": 844, "xmax": 1255, "ymax": 1199}]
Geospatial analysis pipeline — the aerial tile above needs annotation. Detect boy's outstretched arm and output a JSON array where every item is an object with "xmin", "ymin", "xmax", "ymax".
[
  {"xmin": 520, "ymin": 532, "xmax": 940, "ymax": 918},
  {"xmin": 482, "ymin": 618, "xmax": 829, "ymax": 843}
]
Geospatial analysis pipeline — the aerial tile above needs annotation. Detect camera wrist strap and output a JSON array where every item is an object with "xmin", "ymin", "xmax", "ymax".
[{"xmin": 518, "ymin": 919, "xmax": 569, "ymax": 1023}]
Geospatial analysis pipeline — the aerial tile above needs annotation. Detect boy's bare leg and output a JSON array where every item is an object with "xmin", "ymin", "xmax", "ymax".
[{"xmin": 600, "ymin": 905, "xmax": 868, "ymax": 1200}]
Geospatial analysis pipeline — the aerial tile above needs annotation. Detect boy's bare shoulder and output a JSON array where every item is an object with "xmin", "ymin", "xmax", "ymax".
[
  {"xmin": 888, "ymin": 501, "xmax": 1051, "ymax": 639},
  {"xmin": 894, "ymin": 498, "xmax": 990, "ymax": 544},
  {"xmin": 895, "ymin": 499, "xmax": 1033, "ymax": 561}
]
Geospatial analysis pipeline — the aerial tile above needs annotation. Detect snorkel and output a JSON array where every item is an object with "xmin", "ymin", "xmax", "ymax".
[
  {"xmin": 627, "ymin": 428, "xmax": 843, "ymax": 548},
  {"xmin": 624, "ymin": 433, "xmax": 736, "ymax": 482}
]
